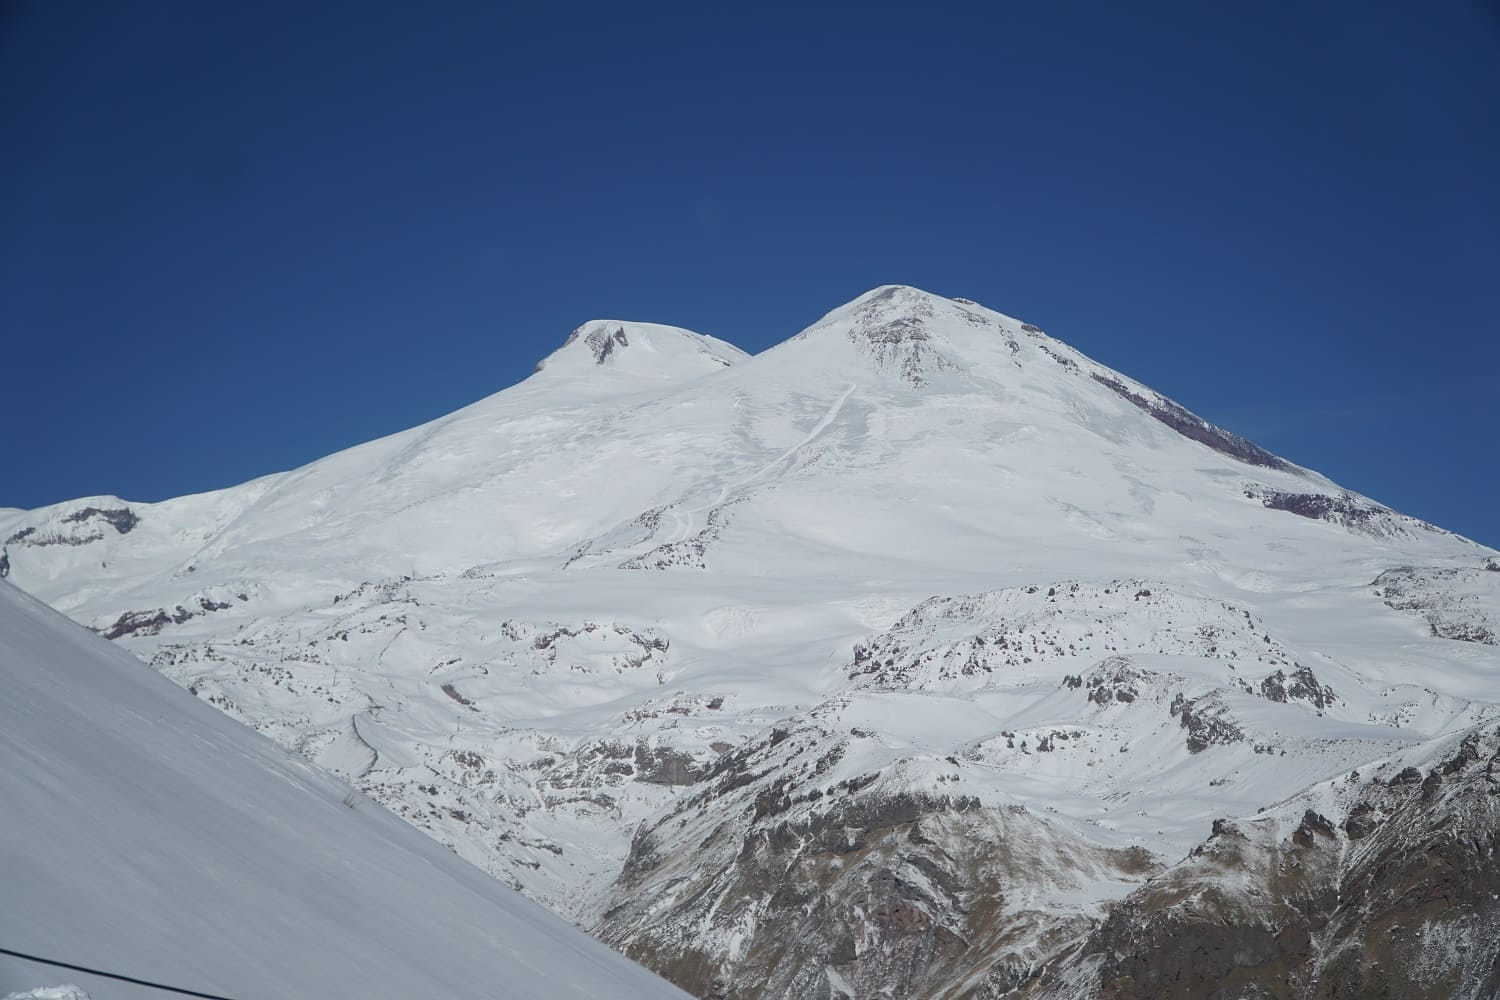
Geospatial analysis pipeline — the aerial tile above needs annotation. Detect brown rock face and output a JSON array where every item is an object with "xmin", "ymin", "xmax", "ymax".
[
  {"xmin": 593, "ymin": 723, "xmax": 1158, "ymax": 1000},
  {"xmin": 1015, "ymin": 727, "xmax": 1500, "ymax": 1000}
]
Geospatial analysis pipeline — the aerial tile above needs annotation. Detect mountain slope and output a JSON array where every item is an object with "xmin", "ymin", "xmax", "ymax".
[
  {"xmin": 0, "ymin": 580, "xmax": 687, "ymax": 1000},
  {"xmin": 4, "ymin": 285, "xmax": 1496, "ymax": 998}
]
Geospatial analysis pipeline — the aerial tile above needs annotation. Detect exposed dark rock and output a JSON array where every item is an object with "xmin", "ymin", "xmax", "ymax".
[
  {"xmin": 440, "ymin": 683, "xmax": 476, "ymax": 709},
  {"xmin": 1429, "ymin": 620, "xmax": 1497, "ymax": 644},
  {"xmin": 100, "ymin": 606, "xmax": 194, "ymax": 640},
  {"xmin": 1344, "ymin": 802, "xmax": 1378, "ymax": 840},
  {"xmin": 599, "ymin": 718, "xmax": 1159, "ymax": 1000},
  {"xmin": 581, "ymin": 324, "xmax": 630, "ymax": 364},
  {"xmin": 1258, "ymin": 663, "xmax": 1335, "ymax": 710},
  {"xmin": 1090, "ymin": 372, "xmax": 1292, "ymax": 470},
  {"xmin": 62, "ymin": 506, "xmax": 139, "ymax": 534},
  {"xmin": 1170, "ymin": 692, "xmax": 1244, "ymax": 753},
  {"xmin": 619, "ymin": 503, "xmax": 739, "ymax": 571},
  {"xmin": 1024, "ymin": 726, "xmax": 1500, "ymax": 1000},
  {"xmin": 1291, "ymin": 809, "xmax": 1336, "ymax": 847},
  {"xmin": 96, "ymin": 594, "xmax": 233, "ymax": 640},
  {"xmin": 1373, "ymin": 565, "xmax": 1497, "ymax": 646},
  {"xmin": 826, "ymin": 287, "xmax": 960, "ymax": 388},
  {"xmin": 7, "ymin": 506, "xmax": 140, "ymax": 550},
  {"xmin": 633, "ymin": 742, "xmax": 706, "ymax": 786},
  {"xmin": 1209, "ymin": 818, "xmax": 1242, "ymax": 840},
  {"xmin": 1440, "ymin": 732, "xmax": 1486, "ymax": 775},
  {"xmin": 1242, "ymin": 486, "xmax": 1437, "ymax": 540}
]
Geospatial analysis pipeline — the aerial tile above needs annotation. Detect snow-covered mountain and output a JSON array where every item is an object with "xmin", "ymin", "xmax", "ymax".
[
  {"xmin": 0, "ymin": 580, "xmax": 688, "ymax": 999},
  {"xmin": 5, "ymin": 285, "xmax": 1497, "ymax": 998}
]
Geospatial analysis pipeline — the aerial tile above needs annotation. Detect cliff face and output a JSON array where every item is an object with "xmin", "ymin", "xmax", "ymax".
[
  {"xmin": 1018, "ymin": 725, "xmax": 1500, "ymax": 1000},
  {"xmin": 595, "ymin": 716, "xmax": 1158, "ymax": 999}
]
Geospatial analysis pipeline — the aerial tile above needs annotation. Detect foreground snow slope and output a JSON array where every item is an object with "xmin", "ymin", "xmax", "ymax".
[{"xmin": 0, "ymin": 581, "xmax": 686, "ymax": 1000}]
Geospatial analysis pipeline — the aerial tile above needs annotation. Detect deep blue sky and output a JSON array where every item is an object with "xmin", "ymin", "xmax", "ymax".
[{"xmin": 3, "ymin": 2, "xmax": 1497, "ymax": 545}]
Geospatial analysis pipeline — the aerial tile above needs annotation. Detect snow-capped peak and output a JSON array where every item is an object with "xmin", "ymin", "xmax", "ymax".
[
  {"xmin": 796, "ymin": 284, "xmax": 982, "ymax": 340},
  {"xmin": 773, "ymin": 283, "xmax": 1040, "ymax": 388},
  {"xmin": 533, "ymin": 320, "xmax": 747, "ymax": 385}
]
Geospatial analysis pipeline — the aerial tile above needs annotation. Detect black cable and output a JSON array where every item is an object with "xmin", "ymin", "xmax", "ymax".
[{"xmin": 0, "ymin": 945, "xmax": 237, "ymax": 999}]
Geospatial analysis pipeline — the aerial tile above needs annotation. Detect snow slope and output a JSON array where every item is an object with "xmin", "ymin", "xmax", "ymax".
[
  {"xmin": 3, "ymin": 284, "xmax": 1496, "ymax": 997},
  {"xmin": 0, "ymin": 580, "xmax": 687, "ymax": 1000}
]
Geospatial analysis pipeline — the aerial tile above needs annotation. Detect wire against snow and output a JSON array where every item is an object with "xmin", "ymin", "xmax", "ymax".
[{"xmin": 0, "ymin": 945, "xmax": 238, "ymax": 999}]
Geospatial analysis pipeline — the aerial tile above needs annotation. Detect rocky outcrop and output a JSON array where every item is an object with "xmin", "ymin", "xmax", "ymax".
[
  {"xmin": 1169, "ymin": 691, "xmax": 1244, "ymax": 753},
  {"xmin": 63, "ymin": 505, "xmax": 139, "ymax": 534},
  {"xmin": 1245, "ymin": 486, "xmax": 1438, "ymax": 539},
  {"xmin": 1258, "ymin": 663, "xmax": 1336, "ymax": 711},
  {"xmin": 1016, "ymin": 725, "xmax": 1500, "ymax": 1000},
  {"xmin": 5, "ymin": 504, "xmax": 139, "ymax": 549},
  {"xmin": 1088, "ymin": 373, "xmax": 1292, "ymax": 471},
  {"xmin": 847, "ymin": 582, "xmax": 1302, "ymax": 692},
  {"xmin": 1375, "ymin": 563, "xmax": 1499, "ymax": 646},
  {"xmin": 595, "ymin": 719, "xmax": 1158, "ymax": 1000},
  {"xmin": 97, "ymin": 593, "xmax": 237, "ymax": 640},
  {"xmin": 807, "ymin": 285, "xmax": 963, "ymax": 388}
]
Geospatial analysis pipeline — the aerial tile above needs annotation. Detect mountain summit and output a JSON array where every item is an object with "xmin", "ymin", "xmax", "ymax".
[
  {"xmin": 4, "ymin": 287, "xmax": 1497, "ymax": 999},
  {"xmin": 534, "ymin": 320, "xmax": 747, "ymax": 385}
]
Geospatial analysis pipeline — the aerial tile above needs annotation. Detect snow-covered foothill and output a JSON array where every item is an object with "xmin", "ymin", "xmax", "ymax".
[{"xmin": 0, "ymin": 581, "xmax": 687, "ymax": 1000}]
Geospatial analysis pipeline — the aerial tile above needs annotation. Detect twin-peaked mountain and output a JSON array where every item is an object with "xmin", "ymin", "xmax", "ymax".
[{"xmin": 5, "ymin": 286, "xmax": 1497, "ymax": 999}]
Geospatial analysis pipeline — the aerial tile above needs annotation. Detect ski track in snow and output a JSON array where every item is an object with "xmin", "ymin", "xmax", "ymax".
[{"xmin": 673, "ymin": 381, "xmax": 858, "ymax": 544}]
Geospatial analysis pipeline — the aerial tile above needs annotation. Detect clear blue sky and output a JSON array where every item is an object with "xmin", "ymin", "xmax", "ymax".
[{"xmin": 3, "ymin": 1, "xmax": 1497, "ymax": 545}]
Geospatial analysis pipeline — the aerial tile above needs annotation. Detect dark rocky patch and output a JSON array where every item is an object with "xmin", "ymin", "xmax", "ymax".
[
  {"xmin": 97, "ymin": 594, "xmax": 233, "ymax": 640},
  {"xmin": 1374, "ymin": 565, "xmax": 1498, "ymax": 646},
  {"xmin": 1244, "ymin": 486, "xmax": 1426, "ymax": 537},
  {"xmin": 1022, "ymin": 726, "xmax": 1500, "ymax": 1000},
  {"xmin": 600, "ymin": 714, "xmax": 1162, "ymax": 1000},
  {"xmin": 1291, "ymin": 809, "xmax": 1336, "ymax": 847},
  {"xmin": 62, "ymin": 506, "xmax": 139, "ymax": 534},
  {"xmin": 1078, "ymin": 657, "xmax": 1148, "ymax": 707},
  {"xmin": 6, "ymin": 506, "xmax": 140, "ymax": 550},
  {"xmin": 1037, "ymin": 344, "xmax": 1078, "ymax": 370},
  {"xmin": 1170, "ymin": 692, "xmax": 1244, "ymax": 753},
  {"xmin": 633, "ymin": 742, "xmax": 707, "ymax": 786},
  {"xmin": 1090, "ymin": 372, "xmax": 1292, "ymax": 470},
  {"xmin": 1258, "ymin": 663, "xmax": 1336, "ymax": 710},
  {"xmin": 587, "ymin": 324, "xmax": 629, "ymax": 363},
  {"xmin": 440, "ymin": 683, "xmax": 476, "ymax": 709},
  {"xmin": 101, "ymin": 607, "xmax": 194, "ymax": 640},
  {"xmin": 1343, "ymin": 802, "xmax": 1378, "ymax": 840}
]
